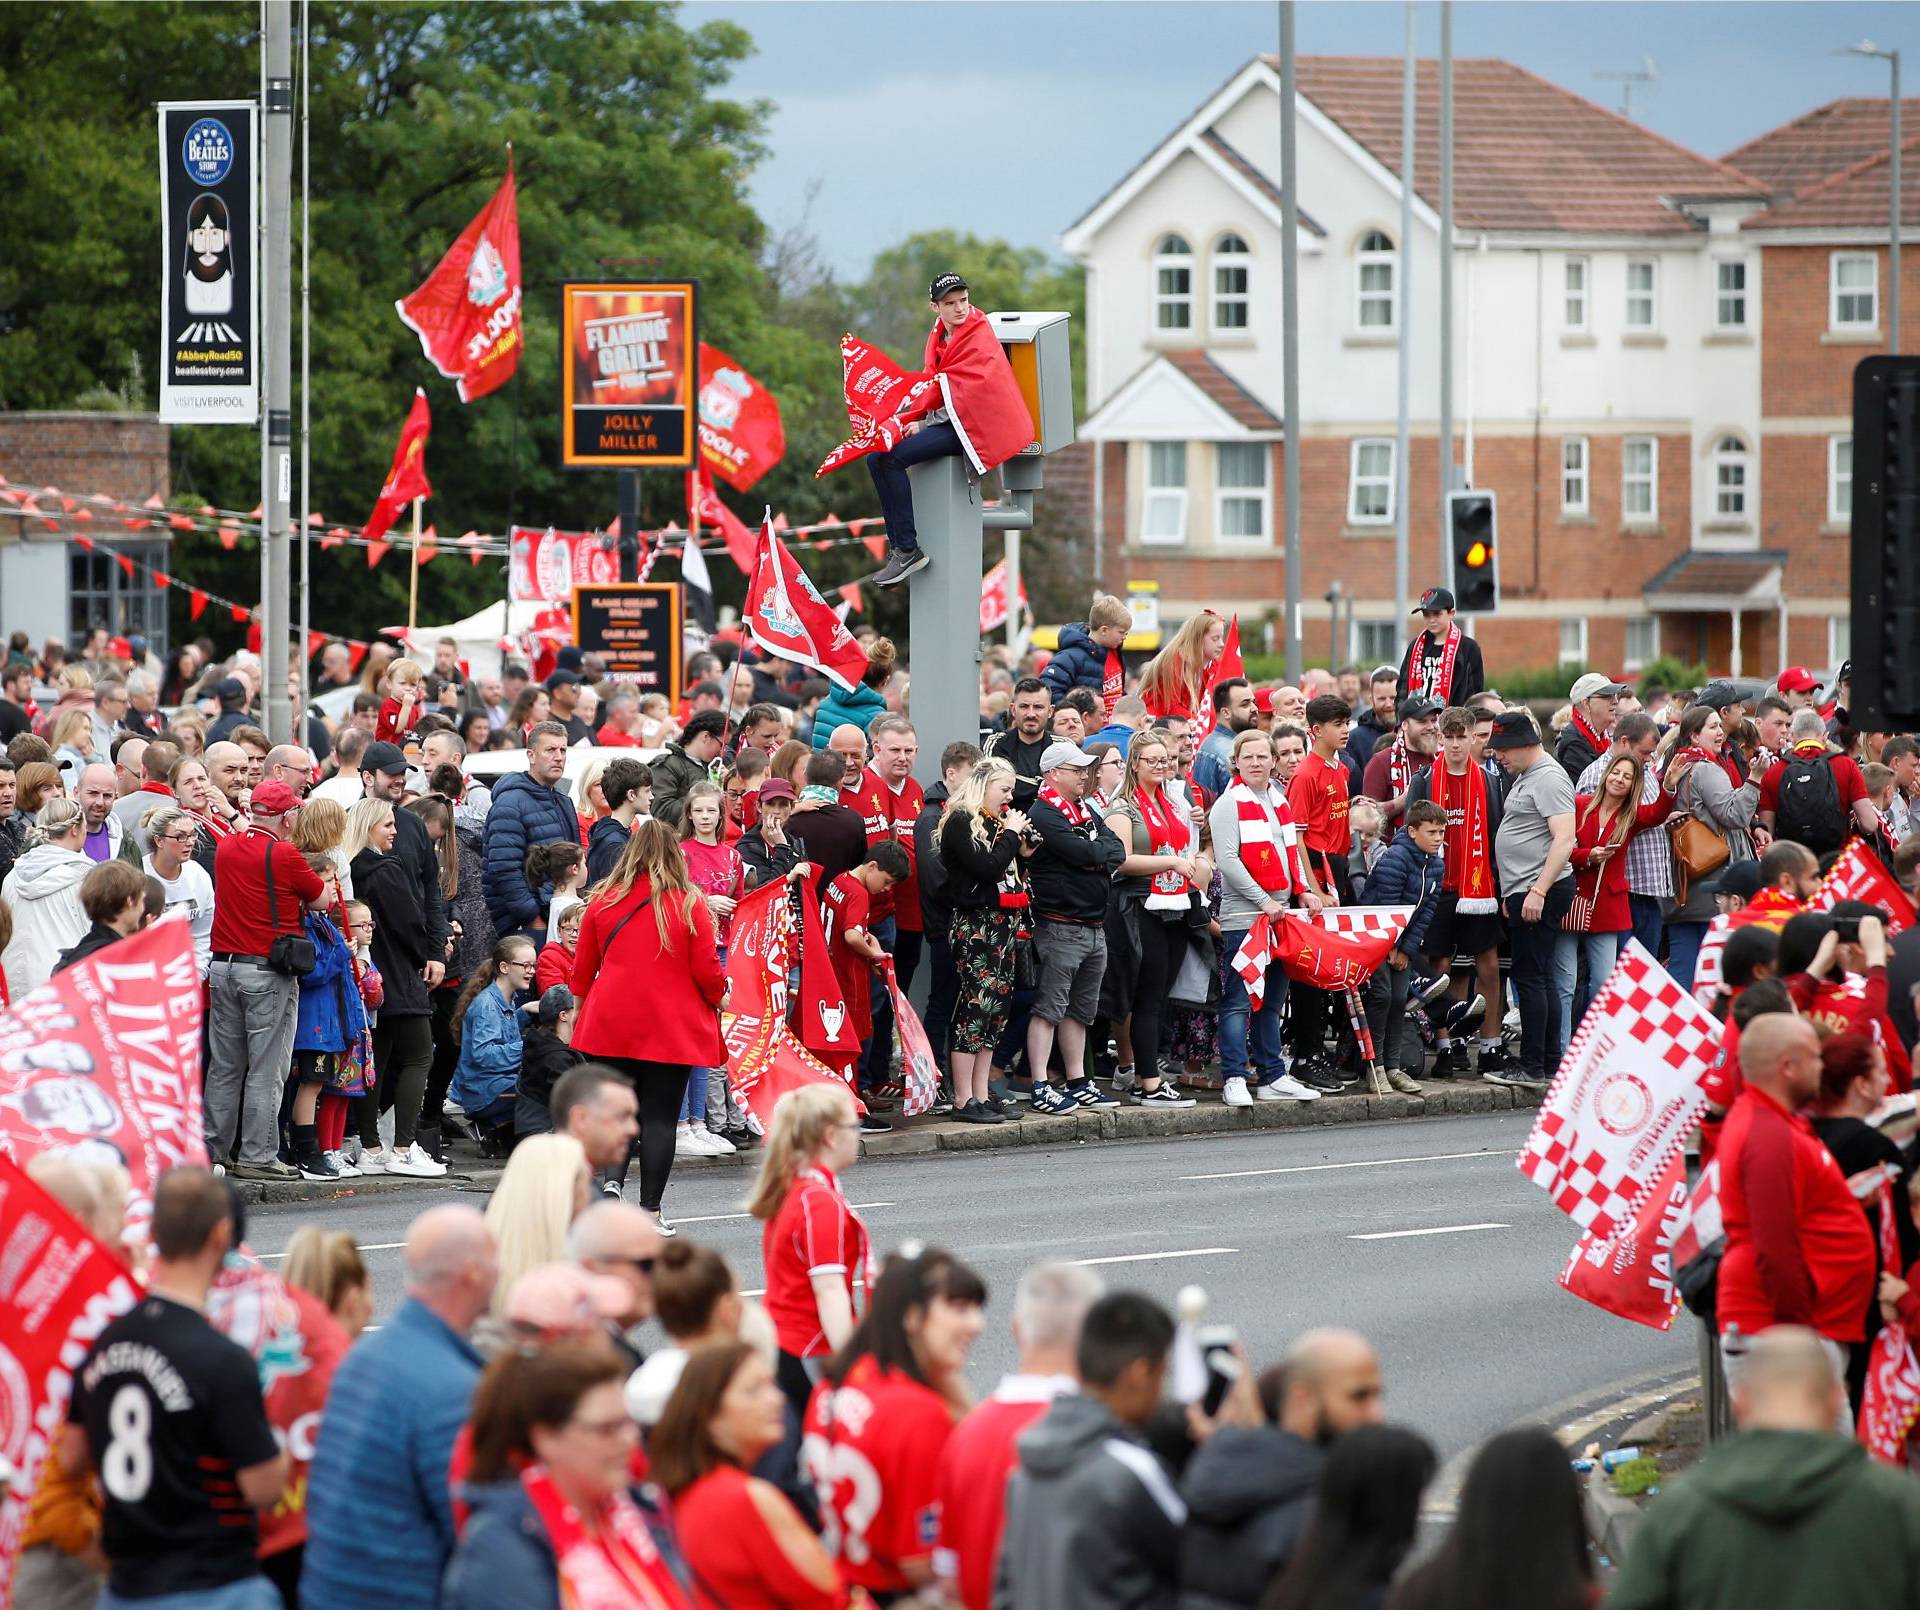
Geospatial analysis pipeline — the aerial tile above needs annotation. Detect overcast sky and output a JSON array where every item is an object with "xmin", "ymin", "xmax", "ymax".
[{"xmin": 681, "ymin": 1, "xmax": 1916, "ymax": 279}]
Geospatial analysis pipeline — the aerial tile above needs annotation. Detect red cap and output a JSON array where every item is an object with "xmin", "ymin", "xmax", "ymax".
[
  {"xmin": 248, "ymin": 779, "xmax": 304, "ymax": 815},
  {"xmin": 1777, "ymin": 666, "xmax": 1823, "ymax": 694},
  {"xmin": 1253, "ymin": 688, "xmax": 1275, "ymax": 713},
  {"xmin": 107, "ymin": 636, "xmax": 132, "ymax": 658}
]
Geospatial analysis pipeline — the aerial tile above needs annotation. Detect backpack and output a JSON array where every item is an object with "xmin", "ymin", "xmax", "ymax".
[{"xmin": 1774, "ymin": 751, "xmax": 1844, "ymax": 854}]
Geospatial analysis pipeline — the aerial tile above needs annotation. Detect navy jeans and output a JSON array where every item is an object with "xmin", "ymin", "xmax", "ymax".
[
  {"xmin": 1219, "ymin": 928, "xmax": 1289, "ymax": 1084},
  {"xmin": 1505, "ymin": 883, "xmax": 1576, "ymax": 1081},
  {"xmin": 861, "ymin": 917, "xmax": 898, "ymax": 1090},
  {"xmin": 866, "ymin": 421, "xmax": 964, "ymax": 553}
]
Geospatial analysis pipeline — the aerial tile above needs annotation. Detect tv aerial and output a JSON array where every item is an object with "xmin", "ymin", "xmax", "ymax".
[{"xmin": 1595, "ymin": 56, "xmax": 1659, "ymax": 119}]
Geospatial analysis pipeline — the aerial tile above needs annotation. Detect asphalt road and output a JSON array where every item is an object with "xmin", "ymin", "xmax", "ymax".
[{"xmin": 248, "ymin": 1110, "xmax": 1693, "ymax": 1464}]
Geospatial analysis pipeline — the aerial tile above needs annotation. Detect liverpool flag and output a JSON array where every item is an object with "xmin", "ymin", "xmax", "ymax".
[
  {"xmin": 743, "ymin": 512, "xmax": 870, "ymax": 691},
  {"xmin": 395, "ymin": 152, "xmax": 523, "ymax": 402},
  {"xmin": 360, "ymin": 389, "xmax": 432, "ymax": 546}
]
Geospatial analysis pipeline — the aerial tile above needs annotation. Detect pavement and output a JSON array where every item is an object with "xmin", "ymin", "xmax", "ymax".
[{"xmin": 246, "ymin": 1107, "xmax": 1693, "ymax": 1471}]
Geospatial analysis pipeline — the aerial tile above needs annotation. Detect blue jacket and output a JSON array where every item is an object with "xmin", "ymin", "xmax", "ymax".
[
  {"xmin": 809, "ymin": 682, "xmax": 886, "ymax": 751},
  {"xmin": 443, "ymin": 1480, "xmax": 689, "ymax": 1610},
  {"xmin": 303, "ymin": 1297, "xmax": 483, "ymax": 1610},
  {"xmin": 1040, "ymin": 623, "xmax": 1112, "ymax": 700},
  {"xmin": 1356, "ymin": 834, "xmax": 1444, "ymax": 958},
  {"xmin": 1191, "ymin": 720, "xmax": 1235, "ymax": 801},
  {"xmin": 294, "ymin": 910, "xmax": 368, "ymax": 1054},
  {"xmin": 452, "ymin": 986, "xmax": 523, "ymax": 1114},
  {"xmin": 1086, "ymin": 721, "xmax": 1137, "ymax": 755},
  {"xmin": 482, "ymin": 770, "xmax": 580, "ymax": 934}
]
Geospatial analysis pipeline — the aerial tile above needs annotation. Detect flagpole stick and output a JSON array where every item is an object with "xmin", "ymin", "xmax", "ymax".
[{"xmin": 408, "ymin": 495, "xmax": 422, "ymax": 636}]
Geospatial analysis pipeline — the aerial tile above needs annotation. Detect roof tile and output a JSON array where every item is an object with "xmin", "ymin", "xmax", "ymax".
[
  {"xmin": 1723, "ymin": 98, "xmax": 1920, "ymax": 196},
  {"xmin": 1162, "ymin": 350, "xmax": 1284, "ymax": 432}
]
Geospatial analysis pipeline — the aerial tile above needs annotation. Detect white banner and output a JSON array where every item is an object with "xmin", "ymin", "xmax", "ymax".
[{"xmin": 158, "ymin": 101, "xmax": 258, "ymax": 424}]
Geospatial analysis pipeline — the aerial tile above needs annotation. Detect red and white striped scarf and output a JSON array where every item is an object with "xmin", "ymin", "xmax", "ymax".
[
  {"xmin": 1137, "ymin": 784, "xmax": 1193, "ymax": 910},
  {"xmin": 1411, "ymin": 624, "xmax": 1462, "ymax": 702},
  {"xmin": 1386, "ymin": 730, "xmax": 1417, "ymax": 798},
  {"xmin": 1226, "ymin": 781, "xmax": 1293, "ymax": 895},
  {"xmin": 1037, "ymin": 781, "xmax": 1089, "ymax": 827}
]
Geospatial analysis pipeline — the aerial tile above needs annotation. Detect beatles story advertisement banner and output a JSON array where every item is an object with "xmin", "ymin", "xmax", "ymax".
[
  {"xmin": 158, "ymin": 101, "xmax": 257, "ymax": 423},
  {"xmin": 560, "ymin": 281, "xmax": 698, "ymax": 469}
]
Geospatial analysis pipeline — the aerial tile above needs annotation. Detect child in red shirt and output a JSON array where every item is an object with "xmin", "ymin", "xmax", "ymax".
[
  {"xmin": 534, "ymin": 899, "xmax": 581, "ymax": 996},
  {"xmin": 375, "ymin": 657, "xmax": 427, "ymax": 745},
  {"xmin": 820, "ymin": 845, "xmax": 910, "ymax": 1078}
]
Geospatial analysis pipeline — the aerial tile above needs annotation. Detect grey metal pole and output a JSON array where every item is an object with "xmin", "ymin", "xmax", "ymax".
[
  {"xmin": 1394, "ymin": 2, "xmax": 1415, "ymax": 625},
  {"xmin": 1439, "ymin": 0, "xmax": 1456, "ymax": 581},
  {"xmin": 297, "ymin": 0, "xmax": 310, "ymax": 707},
  {"xmin": 263, "ymin": 0, "xmax": 293, "ymax": 743},
  {"xmin": 1893, "ymin": 51, "xmax": 1902, "ymax": 355},
  {"xmin": 1004, "ymin": 529, "xmax": 1022, "ymax": 651},
  {"xmin": 1279, "ymin": 2, "xmax": 1303, "ymax": 682}
]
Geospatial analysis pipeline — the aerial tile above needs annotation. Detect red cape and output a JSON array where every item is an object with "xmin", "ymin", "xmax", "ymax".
[{"xmin": 900, "ymin": 307, "xmax": 1034, "ymax": 474}]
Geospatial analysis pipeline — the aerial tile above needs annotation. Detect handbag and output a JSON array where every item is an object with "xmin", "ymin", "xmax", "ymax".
[
  {"xmin": 1012, "ymin": 931, "xmax": 1038, "ymax": 991},
  {"xmin": 265, "ymin": 844, "xmax": 317, "ymax": 977},
  {"xmin": 1666, "ymin": 769, "xmax": 1729, "ymax": 905}
]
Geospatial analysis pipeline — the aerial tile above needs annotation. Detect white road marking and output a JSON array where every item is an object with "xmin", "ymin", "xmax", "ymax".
[
  {"xmin": 1349, "ymin": 1222, "xmax": 1508, "ymax": 1241},
  {"xmin": 671, "ymin": 1201, "xmax": 892, "ymax": 1228},
  {"xmin": 258, "ymin": 1240, "xmax": 405, "ymax": 1262},
  {"xmin": 1182, "ymin": 1149, "xmax": 1495, "ymax": 1182},
  {"xmin": 1071, "ymin": 1247, "xmax": 1239, "ymax": 1267}
]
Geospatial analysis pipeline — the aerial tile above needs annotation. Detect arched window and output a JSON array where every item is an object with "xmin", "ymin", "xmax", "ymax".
[
  {"xmin": 1355, "ymin": 231, "xmax": 1396, "ymax": 329},
  {"xmin": 1211, "ymin": 234, "xmax": 1250, "ymax": 330},
  {"xmin": 1154, "ymin": 235, "xmax": 1192, "ymax": 331},
  {"xmin": 1713, "ymin": 435, "xmax": 1749, "ymax": 519}
]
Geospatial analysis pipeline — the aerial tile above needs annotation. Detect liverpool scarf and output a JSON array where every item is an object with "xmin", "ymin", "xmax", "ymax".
[
  {"xmin": 1137, "ymin": 784, "xmax": 1193, "ymax": 911},
  {"xmin": 1102, "ymin": 649, "xmax": 1125, "ymax": 720},
  {"xmin": 1226, "ymin": 781, "xmax": 1292, "ymax": 895},
  {"xmin": 1386, "ymin": 731, "xmax": 1417, "ymax": 799},
  {"xmin": 518, "ymin": 1463, "xmax": 685, "ymax": 1610},
  {"xmin": 1569, "ymin": 707, "xmax": 1607, "ymax": 761},
  {"xmin": 1412, "ymin": 624, "xmax": 1462, "ymax": 702},
  {"xmin": 1432, "ymin": 761, "xmax": 1498, "ymax": 915},
  {"xmin": 1037, "ymin": 781, "xmax": 1089, "ymax": 827}
]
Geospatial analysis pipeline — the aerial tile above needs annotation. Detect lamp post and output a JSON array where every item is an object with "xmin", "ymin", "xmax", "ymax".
[{"xmin": 1839, "ymin": 40, "xmax": 1902, "ymax": 354}]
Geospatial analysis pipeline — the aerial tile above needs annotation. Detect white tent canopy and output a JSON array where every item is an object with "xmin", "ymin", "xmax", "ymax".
[{"xmin": 382, "ymin": 600, "xmax": 556, "ymax": 679}]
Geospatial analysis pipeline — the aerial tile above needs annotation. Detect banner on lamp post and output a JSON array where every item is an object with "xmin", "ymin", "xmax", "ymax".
[{"xmin": 158, "ymin": 101, "xmax": 258, "ymax": 423}]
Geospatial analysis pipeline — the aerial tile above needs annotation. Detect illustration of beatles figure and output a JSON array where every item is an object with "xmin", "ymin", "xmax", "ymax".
[{"xmin": 183, "ymin": 192, "xmax": 233, "ymax": 316}]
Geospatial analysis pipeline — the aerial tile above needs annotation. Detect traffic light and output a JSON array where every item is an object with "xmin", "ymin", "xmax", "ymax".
[
  {"xmin": 1447, "ymin": 489, "xmax": 1498, "ymax": 613},
  {"xmin": 1851, "ymin": 356, "xmax": 1920, "ymax": 727}
]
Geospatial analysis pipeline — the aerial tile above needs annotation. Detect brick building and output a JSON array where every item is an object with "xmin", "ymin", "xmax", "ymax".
[{"xmin": 1059, "ymin": 56, "xmax": 1913, "ymax": 685}]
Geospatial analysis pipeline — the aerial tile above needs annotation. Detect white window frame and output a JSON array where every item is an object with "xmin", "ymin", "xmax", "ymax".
[
  {"xmin": 1712, "ymin": 436, "xmax": 1750, "ymax": 520},
  {"xmin": 1348, "ymin": 438, "xmax": 1395, "ymax": 525},
  {"xmin": 1714, "ymin": 258, "xmax": 1748, "ymax": 330},
  {"xmin": 1213, "ymin": 442, "xmax": 1270, "ymax": 544},
  {"xmin": 1625, "ymin": 258, "xmax": 1658, "ymax": 330},
  {"xmin": 1140, "ymin": 441, "xmax": 1188, "ymax": 546},
  {"xmin": 1623, "ymin": 616, "xmax": 1659, "ymax": 673},
  {"xmin": 1354, "ymin": 619, "xmax": 1399, "ymax": 665},
  {"xmin": 1559, "ymin": 618, "xmax": 1589, "ymax": 667},
  {"xmin": 1561, "ymin": 436, "xmax": 1590, "ymax": 516},
  {"xmin": 1153, "ymin": 235, "xmax": 1193, "ymax": 332},
  {"xmin": 1355, "ymin": 231, "xmax": 1396, "ymax": 331},
  {"xmin": 1831, "ymin": 252, "xmax": 1878, "ymax": 332},
  {"xmin": 1829, "ymin": 434, "xmax": 1853, "ymax": 526},
  {"xmin": 1563, "ymin": 256, "xmax": 1590, "ymax": 333},
  {"xmin": 1622, "ymin": 436, "xmax": 1658, "ymax": 524},
  {"xmin": 1830, "ymin": 615, "xmax": 1852, "ymax": 668},
  {"xmin": 1210, "ymin": 234, "xmax": 1250, "ymax": 333}
]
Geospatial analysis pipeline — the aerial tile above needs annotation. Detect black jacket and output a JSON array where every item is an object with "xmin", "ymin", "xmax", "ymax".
[
  {"xmin": 351, "ymin": 847, "xmax": 431, "ymax": 1017},
  {"xmin": 1396, "ymin": 628, "xmax": 1486, "ymax": 709},
  {"xmin": 586, "ymin": 813, "xmax": 632, "ymax": 887},
  {"xmin": 1556, "ymin": 721, "xmax": 1604, "ymax": 786},
  {"xmin": 1346, "ymin": 709, "xmax": 1395, "ymax": 773},
  {"xmin": 391, "ymin": 804, "xmax": 450, "ymax": 959},
  {"xmin": 938, "ymin": 808, "xmax": 1024, "ymax": 912},
  {"xmin": 1027, "ymin": 796, "xmax": 1124, "ymax": 925},
  {"xmin": 1178, "ymin": 1427, "xmax": 1322, "ymax": 1610},
  {"xmin": 787, "ymin": 802, "xmax": 867, "ymax": 896},
  {"xmin": 53, "ymin": 922, "xmax": 125, "ymax": 976},
  {"xmin": 915, "ymin": 783, "xmax": 954, "ymax": 938},
  {"xmin": 513, "ymin": 1024, "xmax": 584, "ymax": 1137},
  {"xmin": 983, "ymin": 727, "xmax": 1051, "ymax": 810},
  {"xmin": 739, "ymin": 825, "xmax": 802, "ymax": 890}
]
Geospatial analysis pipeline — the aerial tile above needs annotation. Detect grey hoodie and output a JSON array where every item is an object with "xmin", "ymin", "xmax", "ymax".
[
  {"xmin": 0, "ymin": 843, "xmax": 92, "ymax": 996},
  {"xmin": 1178, "ymin": 1426, "xmax": 1323, "ymax": 1609},
  {"xmin": 995, "ymin": 1393, "xmax": 1185, "ymax": 1610}
]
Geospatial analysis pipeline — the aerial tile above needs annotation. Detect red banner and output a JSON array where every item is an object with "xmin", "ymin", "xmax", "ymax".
[
  {"xmin": 360, "ymin": 389, "xmax": 433, "ymax": 547},
  {"xmin": 722, "ymin": 883, "xmax": 859, "ymax": 1128},
  {"xmin": 1809, "ymin": 840, "xmax": 1916, "ymax": 936},
  {"xmin": 207, "ymin": 1256, "xmax": 347, "ymax": 1558},
  {"xmin": 0, "ymin": 920, "xmax": 206, "ymax": 1242},
  {"xmin": 395, "ymin": 155, "xmax": 523, "ymax": 403},
  {"xmin": 1204, "ymin": 615, "xmax": 1245, "ymax": 708},
  {"xmin": 1860, "ymin": 1324, "xmax": 1920, "ymax": 1465},
  {"xmin": 696, "ymin": 342, "xmax": 785, "ymax": 492},
  {"xmin": 687, "ymin": 466, "xmax": 759, "ymax": 577},
  {"xmin": 979, "ymin": 559, "xmax": 1030, "ymax": 636},
  {"xmin": 817, "ymin": 334, "xmax": 935, "ymax": 477},
  {"xmin": 0, "ymin": 1152, "xmax": 141, "ymax": 1601},
  {"xmin": 1559, "ymin": 1151, "xmax": 1686, "ymax": 1331},
  {"xmin": 744, "ymin": 515, "xmax": 871, "ymax": 693},
  {"xmin": 880, "ymin": 959, "xmax": 940, "ymax": 1118},
  {"xmin": 508, "ymin": 524, "xmax": 622, "ymax": 603}
]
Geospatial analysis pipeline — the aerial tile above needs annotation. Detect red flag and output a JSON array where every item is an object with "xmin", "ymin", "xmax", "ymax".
[
  {"xmin": 1809, "ymin": 840, "xmax": 1916, "ymax": 936},
  {"xmin": 188, "ymin": 587, "xmax": 209, "ymax": 621},
  {"xmin": 1559, "ymin": 1151, "xmax": 1687, "ymax": 1331},
  {"xmin": 1103, "ymin": 648, "xmax": 1125, "ymax": 720},
  {"xmin": 346, "ymin": 641, "xmax": 369, "ymax": 674},
  {"xmin": 361, "ymin": 388, "xmax": 432, "ymax": 547},
  {"xmin": 1860, "ymin": 1326, "xmax": 1920, "ymax": 1464},
  {"xmin": 744, "ymin": 513, "xmax": 871, "ymax": 692},
  {"xmin": 366, "ymin": 539, "xmax": 392, "ymax": 569},
  {"xmin": 696, "ymin": 342, "xmax": 786, "ymax": 491},
  {"xmin": 817, "ymin": 334, "xmax": 936, "ymax": 476},
  {"xmin": 723, "ymin": 882, "xmax": 860, "ymax": 1128},
  {"xmin": 687, "ymin": 467, "xmax": 758, "ymax": 576},
  {"xmin": 979, "ymin": 559, "xmax": 1030, "ymax": 635},
  {"xmin": 0, "ymin": 1153, "xmax": 141, "ymax": 1602},
  {"xmin": 1204, "ymin": 615, "xmax": 1245, "ymax": 708},
  {"xmin": 395, "ymin": 153, "xmax": 522, "ymax": 403}
]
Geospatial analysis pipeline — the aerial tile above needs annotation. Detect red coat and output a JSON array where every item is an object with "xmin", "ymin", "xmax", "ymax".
[
  {"xmin": 570, "ymin": 875, "xmax": 725, "ymax": 1067},
  {"xmin": 898, "ymin": 307, "xmax": 1034, "ymax": 474},
  {"xmin": 1567, "ymin": 789, "xmax": 1675, "ymax": 933}
]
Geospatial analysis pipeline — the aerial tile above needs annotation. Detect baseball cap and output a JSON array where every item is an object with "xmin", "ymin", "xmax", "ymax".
[
  {"xmin": 1696, "ymin": 680, "xmax": 1743, "ymax": 712},
  {"xmin": 248, "ymin": 779, "xmax": 304, "ymax": 815},
  {"xmin": 759, "ymin": 778, "xmax": 797, "ymax": 804},
  {"xmin": 544, "ymin": 669, "xmax": 582, "ymax": 691},
  {"xmin": 1569, "ymin": 673, "xmax": 1627, "ymax": 703},
  {"xmin": 1253, "ymin": 687, "xmax": 1275, "ymax": 714},
  {"xmin": 1412, "ymin": 587, "xmax": 1456, "ymax": 615},
  {"xmin": 1777, "ymin": 666, "xmax": 1823, "ymax": 694},
  {"xmin": 1040, "ymin": 740, "xmax": 1096, "ymax": 771},
  {"xmin": 1717, "ymin": 861, "xmax": 1764, "ymax": 903},
  {"xmin": 360, "ymin": 740, "xmax": 408, "ymax": 774},
  {"xmin": 555, "ymin": 646, "xmax": 584, "ymax": 672},
  {"xmin": 929, "ymin": 271, "xmax": 969, "ymax": 302},
  {"xmin": 1397, "ymin": 693, "xmax": 1443, "ymax": 722},
  {"xmin": 1485, "ymin": 710, "xmax": 1542, "ymax": 751},
  {"xmin": 504, "ymin": 1263, "xmax": 631, "ymax": 1337},
  {"xmin": 214, "ymin": 676, "xmax": 246, "ymax": 703},
  {"xmin": 107, "ymin": 636, "xmax": 132, "ymax": 659}
]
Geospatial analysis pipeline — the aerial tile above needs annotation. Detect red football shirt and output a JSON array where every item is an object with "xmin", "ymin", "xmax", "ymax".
[
  {"xmin": 860, "ymin": 768, "xmax": 925, "ymax": 932},
  {"xmin": 935, "ymin": 1376, "xmax": 1074, "ymax": 1610},
  {"xmin": 821, "ymin": 871, "xmax": 874, "ymax": 1045},
  {"xmin": 1287, "ymin": 750, "xmax": 1351, "ymax": 861},
  {"xmin": 803, "ymin": 1355, "xmax": 955, "ymax": 1594},
  {"xmin": 1758, "ymin": 749, "xmax": 1868, "ymax": 814},
  {"xmin": 762, "ymin": 1165, "xmax": 870, "ymax": 1359}
]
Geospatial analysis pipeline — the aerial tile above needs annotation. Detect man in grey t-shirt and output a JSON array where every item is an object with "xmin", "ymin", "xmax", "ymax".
[{"xmin": 1489, "ymin": 711, "xmax": 1576, "ymax": 1088}]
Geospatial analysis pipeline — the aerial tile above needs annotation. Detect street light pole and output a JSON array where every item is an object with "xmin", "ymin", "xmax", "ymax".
[
  {"xmin": 262, "ymin": 0, "xmax": 293, "ymax": 744},
  {"xmin": 1840, "ymin": 41, "xmax": 1902, "ymax": 354},
  {"xmin": 1279, "ymin": 2, "xmax": 1303, "ymax": 681},
  {"xmin": 1394, "ymin": 2, "xmax": 1415, "ymax": 626}
]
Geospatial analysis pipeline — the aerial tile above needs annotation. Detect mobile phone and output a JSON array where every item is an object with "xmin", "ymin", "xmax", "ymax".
[{"xmin": 1198, "ymin": 1323, "xmax": 1241, "ymax": 1417}]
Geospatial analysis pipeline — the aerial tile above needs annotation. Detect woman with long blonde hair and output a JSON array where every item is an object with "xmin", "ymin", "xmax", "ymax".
[
  {"xmin": 937, "ymin": 756, "xmax": 1034, "ymax": 1122},
  {"xmin": 569, "ymin": 818, "xmax": 724, "ymax": 1233},
  {"xmin": 482, "ymin": 1132, "xmax": 591, "ymax": 1319},
  {"xmin": 49, "ymin": 706, "xmax": 93, "ymax": 775},
  {"xmin": 747, "ymin": 1082, "xmax": 868, "ymax": 1417},
  {"xmin": 282, "ymin": 1226, "xmax": 374, "ymax": 1337},
  {"xmin": 1137, "ymin": 609, "xmax": 1226, "ymax": 722}
]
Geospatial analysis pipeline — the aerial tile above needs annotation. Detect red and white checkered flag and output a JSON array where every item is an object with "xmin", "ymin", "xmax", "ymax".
[
  {"xmin": 1518, "ymin": 940, "xmax": 1719, "ymax": 1241},
  {"xmin": 1231, "ymin": 906, "xmax": 1413, "ymax": 1009},
  {"xmin": 1807, "ymin": 840, "xmax": 1916, "ymax": 936}
]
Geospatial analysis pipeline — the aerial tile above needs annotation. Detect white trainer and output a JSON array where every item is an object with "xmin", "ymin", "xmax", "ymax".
[
  {"xmin": 1257, "ymin": 1075, "xmax": 1321, "ymax": 1102},
  {"xmin": 691, "ymin": 1120, "xmax": 736, "ymax": 1155},
  {"xmin": 1222, "ymin": 1076, "xmax": 1253, "ymax": 1108},
  {"xmin": 387, "ymin": 1142, "xmax": 448, "ymax": 1178}
]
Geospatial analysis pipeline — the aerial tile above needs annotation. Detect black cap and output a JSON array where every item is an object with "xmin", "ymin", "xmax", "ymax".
[
  {"xmin": 214, "ymin": 676, "xmax": 246, "ymax": 703},
  {"xmin": 1717, "ymin": 861, "xmax": 1764, "ymax": 903},
  {"xmin": 929, "ymin": 272, "xmax": 968, "ymax": 302},
  {"xmin": 1397, "ymin": 693, "xmax": 1443, "ymax": 723},
  {"xmin": 1412, "ymin": 587, "xmax": 1456, "ymax": 615},
  {"xmin": 360, "ymin": 740, "xmax": 408, "ymax": 774},
  {"xmin": 1696, "ymin": 680, "xmax": 1743, "ymax": 712},
  {"xmin": 544, "ymin": 669, "xmax": 582, "ymax": 691},
  {"xmin": 1485, "ymin": 710, "xmax": 1542, "ymax": 751},
  {"xmin": 556, "ymin": 645, "xmax": 584, "ymax": 672}
]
